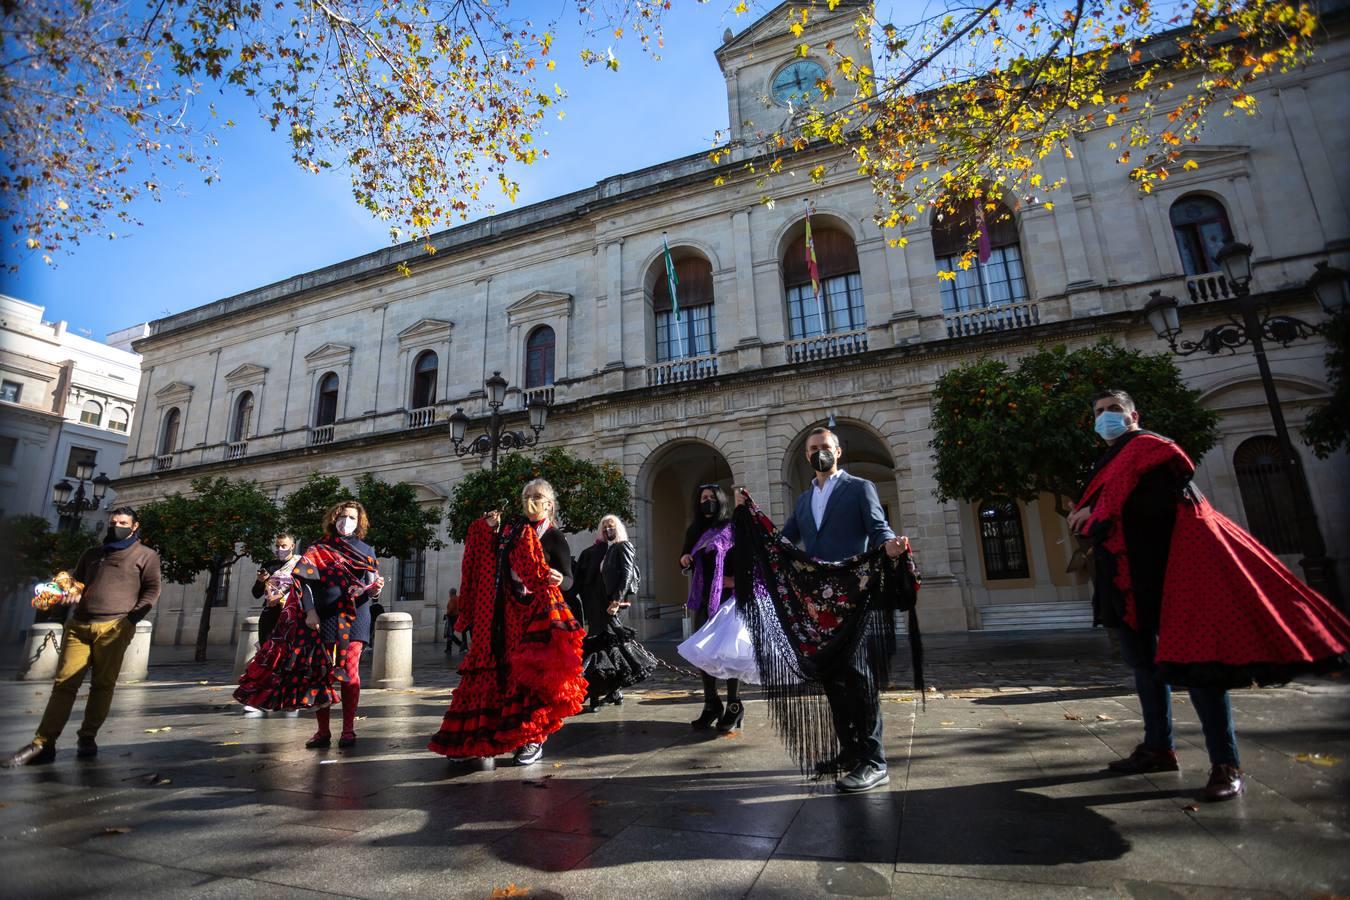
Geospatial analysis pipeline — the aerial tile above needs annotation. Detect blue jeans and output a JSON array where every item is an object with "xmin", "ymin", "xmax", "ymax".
[{"xmin": 1115, "ymin": 627, "xmax": 1239, "ymax": 768}]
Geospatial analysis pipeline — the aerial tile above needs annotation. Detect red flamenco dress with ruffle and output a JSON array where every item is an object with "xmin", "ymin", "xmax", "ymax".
[
  {"xmin": 1076, "ymin": 431, "xmax": 1350, "ymax": 688},
  {"xmin": 427, "ymin": 517, "xmax": 587, "ymax": 758}
]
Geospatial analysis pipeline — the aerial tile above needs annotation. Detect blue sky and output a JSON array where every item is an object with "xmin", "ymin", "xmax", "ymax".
[{"xmin": 0, "ymin": 1, "xmax": 747, "ymax": 341}]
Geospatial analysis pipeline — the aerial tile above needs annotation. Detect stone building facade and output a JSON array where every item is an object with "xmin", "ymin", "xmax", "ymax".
[{"xmin": 112, "ymin": 3, "xmax": 1349, "ymax": 647}]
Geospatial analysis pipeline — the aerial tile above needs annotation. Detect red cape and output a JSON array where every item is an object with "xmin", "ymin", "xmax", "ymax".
[{"xmin": 1077, "ymin": 433, "xmax": 1349, "ymax": 686}]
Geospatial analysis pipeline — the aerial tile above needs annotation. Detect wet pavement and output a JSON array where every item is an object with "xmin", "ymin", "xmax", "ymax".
[{"xmin": 1, "ymin": 630, "xmax": 1347, "ymax": 899}]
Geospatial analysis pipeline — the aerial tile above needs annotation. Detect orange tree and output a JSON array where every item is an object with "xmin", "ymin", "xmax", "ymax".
[
  {"xmin": 929, "ymin": 340, "xmax": 1219, "ymax": 515},
  {"xmin": 137, "ymin": 476, "xmax": 281, "ymax": 661},
  {"xmin": 1301, "ymin": 311, "xmax": 1348, "ymax": 459}
]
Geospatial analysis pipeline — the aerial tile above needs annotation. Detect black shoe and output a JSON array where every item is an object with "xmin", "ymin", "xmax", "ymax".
[
  {"xmin": 692, "ymin": 702, "xmax": 723, "ymax": 730},
  {"xmin": 305, "ymin": 733, "xmax": 332, "ymax": 749},
  {"xmin": 585, "ymin": 697, "xmax": 603, "ymax": 713},
  {"xmin": 837, "ymin": 762, "xmax": 890, "ymax": 793},
  {"xmin": 76, "ymin": 737, "xmax": 98, "ymax": 759},
  {"xmin": 1107, "ymin": 744, "xmax": 1180, "ymax": 774},
  {"xmin": 2, "ymin": 742, "xmax": 55, "ymax": 768},
  {"xmin": 716, "ymin": 701, "xmax": 744, "ymax": 734},
  {"xmin": 608, "ymin": 691, "xmax": 624, "ymax": 706},
  {"xmin": 337, "ymin": 734, "xmax": 356, "ymax": 749},
  {"xmin": 514, "ymin": 743, "xmax": 543, "ymax": 766}
]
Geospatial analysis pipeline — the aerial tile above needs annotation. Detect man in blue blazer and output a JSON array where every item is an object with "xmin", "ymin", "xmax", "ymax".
[{"xmin": 779, "ymin": 427, "xmax": 907, "ymax": 793}]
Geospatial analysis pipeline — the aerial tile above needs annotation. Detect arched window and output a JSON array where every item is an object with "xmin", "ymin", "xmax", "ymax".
[
  {"xmin": 79, "ymin": 399, "xmax": 103, "ymax": 426},
  {"xmin": 783, "ymin": 225, "xmax": 864, "ymax": 338},
  {"xmin": 230, "ymin": 391, "xmax": 254, "ymax": 443},
  {"xmin": 1233, "ymin": 436, "xmax": 1301, "ymax": 554},
  {"xmin": 654, "ymin": 254, "xmax": 717, "ymax": 361},
  {"xmin": 932, "ymin": 199, "xmax": 1028, "ymax": 314},
  {"xmin": 411, "ymin": 350, "xmax": 438, "ymax": 409},
  {"xmin": 1170, "ymin": 195, "xmax": 1233, "ymax": 277},
  {"xmin": 525, "ymin": 326, "xmax": 556, "ymax": 388},
  {"xmin": 108, "ymin": 407, "xmax": 129, "ymax": 433},
  {"xmin": 315, "ymin": 373, "xmax": 340, "ymax": 427},
  {"xmin": 159, "ymin": 407, "xmax": 181, "ymax": 455},
  {"xmin": 978, "ymin": 499, "xmax": 1030, "ymax": 580}
]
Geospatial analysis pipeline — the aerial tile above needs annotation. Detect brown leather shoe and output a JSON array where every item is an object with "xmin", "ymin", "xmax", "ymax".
[
  {"xmin": 2, "ymin": 742, "xmax": 56, "ymax": 768},
  {"xmin": 1204, "ymin": 764, "xmax": 1244, "ymax": 802},
  {"xmin": 1107, "ymin": 744, "xmax": 1180, "ymax": 774}
]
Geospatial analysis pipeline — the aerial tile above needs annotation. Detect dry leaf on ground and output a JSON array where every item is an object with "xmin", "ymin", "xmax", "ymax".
[
  {"xmin": 1294, "ymin": 753, "xmax": 1342, "ymax": 767},
  {"xmin": 98, "ymin": 826, "xmax": 133, "ymax": 836},
  {"xmin": 490, "ymin": 885, "xmax": 531, "ymax": 898},
  {"xmin": 1064, "ymin": 713, "xmax": 1082, "ymax": 721}
]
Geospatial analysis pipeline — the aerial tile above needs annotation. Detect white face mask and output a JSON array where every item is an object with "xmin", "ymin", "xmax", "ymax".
[
  {"xmin": 274, "ymin": 546, "xmax": 292, "ymax": 560},
  {"xmin": 335, "ymin": 516, "xmax": 357, "ymax": 536}
]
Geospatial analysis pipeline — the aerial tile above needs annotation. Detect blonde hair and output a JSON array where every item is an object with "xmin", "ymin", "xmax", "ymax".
[
  {"xmin": 598, "ymin": 514, "xmax": 628, "ymax": 543},
  {"xmin": 521, "ymin": 478, "xmax": 560, "ymax": 526}
]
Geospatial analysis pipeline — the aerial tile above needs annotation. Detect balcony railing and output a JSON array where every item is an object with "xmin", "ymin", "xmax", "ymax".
[
  {"xmin": 785, "ymin": 330, "xmax": 869, "ymax": 364},
  {"xmin": 646, "ymin": 355, "xmax": 719, "ymax": 387},
  {"xmin": 406, "ymin": 406, "xmax": 436, "ymax": 429},
  {"xmin": 945, "ymin": 300, "xmax": 1041, "ymax": 338},
  {"xmin": 309, "ymin": 424, "xmax": 335, "ymax": 446},
  {"xmin": 521, "ymin": 386, "xmax": 554, "ymax": 408},
  {"xmin": 154, "ymin": 454, "xmax": 175, "ymax": 472},
  {"xmin": 225, "ymin": 441, "xmax": 247, "ymax": 460},
  {"xmin": 1185, "ymin": 271, "xmax": 1233, "ymax": 303}
]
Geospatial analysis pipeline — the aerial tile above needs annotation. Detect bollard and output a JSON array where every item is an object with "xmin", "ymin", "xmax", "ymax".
[
  {"xmin": 371, "ymin": 611, "xmax": 414, "ymax": 690},
  {"xmin": 16, "ymin": 623, "xmax": 64, "ymax": 681},
  {"xmin": 233, "ymin": 616, "xmax": 262, "ymax": 679},
  {"xmin": 120, "ymin": 619, "xmax": 155, "ymax": 681}
]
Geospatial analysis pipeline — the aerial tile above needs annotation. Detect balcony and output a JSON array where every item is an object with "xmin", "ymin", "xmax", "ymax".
[
  {"xmin": 1185, "ymin": 271, "xmax": 1233, "ymax": 303},
  {"xmin": 944, "ymin": 300, "xmax": 1040, "ymax": 338},
  {"xmin": 785, "ymin": 329, "xmax": 868, "ymax": 364},
  {"xmin": 225, "ymin": 441, "xmax": 247, "ymax": 460},
  {"xmin": 309, "ymin": 424, "xmax": 335, "ymax": 446},
  {"xmin": 521, "ymin": 386, "xmax": 555, "ymax": 408},
  {"xmin": 646, "ymin": 355, "xmax": 719, "ymax": 387},
  {"xmin": 406, "ymin": 406, "xmax": 436, "ymax": 429},
  {"xmin": 154, "ymin": 454, "xmax": 175, "ymax": 472}
]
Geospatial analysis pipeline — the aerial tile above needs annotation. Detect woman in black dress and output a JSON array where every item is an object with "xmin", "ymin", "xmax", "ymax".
[
  {"xmin": 681, "ymin": 484, "xmax": 743, "ymax": 733},
  {"xmin": 575, "ymin": 515, "xmax": 656, "ymax": 712}
]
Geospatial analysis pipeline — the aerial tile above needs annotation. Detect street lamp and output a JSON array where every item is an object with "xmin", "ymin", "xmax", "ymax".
[
  {"xmin": 52, "ymin": 469, "xmax": 111, "ymax": 531},
  {"xmin": 1143, "ymin": 243, "xmax": 1345, "ymax": 606},
  {"xmin": 449, "ymin": 371, "xmax": 550, "ymax": 470}
]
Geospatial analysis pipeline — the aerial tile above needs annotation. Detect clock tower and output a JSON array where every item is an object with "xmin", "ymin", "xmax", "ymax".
[{"xmin": 715, "ymin": 0, "xmax": 875, "ymax": 149}]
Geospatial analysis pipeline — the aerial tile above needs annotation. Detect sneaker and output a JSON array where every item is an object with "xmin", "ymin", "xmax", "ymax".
[
  {"xmin": 836, "ymin": 762, "xmax": 889, "ymax": 794},
  {"xmin": 1107, "ymin": 744, "xmax": 1180, "ymax": 774},
  {"xmin": 242, "ymin": 706, "xmax": 264, "ymax": 718},
  {"xmin": 513, "ymin": 743, "xmax": 543, "ymax": 766},
  {"xmin": 76, "ymin": 737, "xmax": 98, "ymax": 759},
  {"xmin": 1203, "ymin": 764, "xmax": 1244, "ymax": 802}
]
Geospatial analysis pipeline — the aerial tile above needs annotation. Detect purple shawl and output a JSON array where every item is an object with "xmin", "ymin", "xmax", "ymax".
[{"xmin": 687, "ymin": 521, "xmax": 735, "ymax": 616}]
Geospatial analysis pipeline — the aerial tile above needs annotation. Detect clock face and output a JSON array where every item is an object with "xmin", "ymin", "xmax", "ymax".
[{"xmin": 771, "ymin": 60, "xmax": 826, "ymax": 106}]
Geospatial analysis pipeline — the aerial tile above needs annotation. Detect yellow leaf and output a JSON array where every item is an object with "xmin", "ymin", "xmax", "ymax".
[
  {"xmin": 796, "ymin": 43, "xmax": 810, "ymax": 58},
  {"xmin": 1182, "ymin": 160, "xmax": 1199, "ymax": 170},
  {"xmin": 1043, "ymin": 201, "xmax": 1054, "ymax": 211},
  {"xmin": 1294, "ymin": 753, "xmax": 1341, "ymax": 767},
  {"xmin": 733, "ymin": 0, "xmax": 747, "ymax": 13}
]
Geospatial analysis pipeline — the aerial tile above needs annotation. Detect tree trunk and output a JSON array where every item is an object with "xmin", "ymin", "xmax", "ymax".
[{"xmin": 195, "ymin": 563, "xmax": 220, "ymax": 663}]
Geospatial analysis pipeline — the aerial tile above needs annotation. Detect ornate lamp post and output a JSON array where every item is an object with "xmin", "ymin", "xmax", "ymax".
[
  {"xmin": 52, "ymin": 461, "xmax": 111, "ymax": 532},
  {"xmin": 1142, "ymin": 244, "xmax": 1347, "ymax": 605},
  {"xmin": 449, "ymin": 371, "xmax": 550, "ymax": 470}
]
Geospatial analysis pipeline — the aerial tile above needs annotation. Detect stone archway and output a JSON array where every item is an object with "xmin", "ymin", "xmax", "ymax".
[
  {"xmin": 780, "ymin": 419, "xmax": 903, "ymax": 536},
  {"xmin": 635, "ymin": 438, "xmax": 734, "ymax": 637}
]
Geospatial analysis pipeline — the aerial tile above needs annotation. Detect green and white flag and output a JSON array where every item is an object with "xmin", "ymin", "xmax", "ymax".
[{"xmin": 662, "ymin": 233, "xmax": 686, "ymax": 359}]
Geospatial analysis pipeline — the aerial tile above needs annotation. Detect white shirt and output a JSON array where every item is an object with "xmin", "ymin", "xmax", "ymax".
[{"xmin": 811, "ymin": 469, "xmax": 846, "ymax": 529}]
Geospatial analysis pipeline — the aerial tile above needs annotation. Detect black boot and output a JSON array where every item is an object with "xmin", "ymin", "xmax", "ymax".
[
  {"xmin": 716, "ymin": 700, "xmax": 744, "ymax": 734},
  {"xmin": 693, "ymin": 675, "xmax": 723, "ymax": 730}
]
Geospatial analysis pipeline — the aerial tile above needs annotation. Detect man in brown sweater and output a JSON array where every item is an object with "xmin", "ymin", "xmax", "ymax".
[{"xmin": 3, "ymin": 507, "xmax": 161, "ymax": 767}]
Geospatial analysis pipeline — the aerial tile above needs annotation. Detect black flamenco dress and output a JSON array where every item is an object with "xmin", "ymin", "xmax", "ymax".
[{"xmin": 575, "ymin": 538, "xmax": 657, "ymax": 703}]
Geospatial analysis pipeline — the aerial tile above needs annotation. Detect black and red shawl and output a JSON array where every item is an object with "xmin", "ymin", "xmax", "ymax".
[
  {"xmin": 1076, "ymin": 431, "xmax": 1350, "ymax": 687},
  {"xmin": 292, "ymin": 535, "xmax": 380, "ymax": 681},
  {"xmin": 732, "ymin": 500, "xmax": 922, "ymax": 775}
]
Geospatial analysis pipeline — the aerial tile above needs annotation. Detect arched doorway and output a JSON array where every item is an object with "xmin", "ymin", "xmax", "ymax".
[
  {"xmin": 637, "ymin": 439, "xmax": 734, "ymax": 637},
  {"xmin": 781, "ymin": 421, "xmax": 902, "ymax": 537}
]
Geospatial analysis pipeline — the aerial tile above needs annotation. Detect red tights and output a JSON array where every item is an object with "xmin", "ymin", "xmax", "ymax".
[{"xmin": 315, "ymin": 641, "xmax": 363, "ymax": 738}]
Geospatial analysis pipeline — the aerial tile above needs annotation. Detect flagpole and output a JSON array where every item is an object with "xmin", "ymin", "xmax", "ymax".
[
  {"xmin": 804, "ymin": 199, "xmax": 825, "ymax": 337},
  {"xmin": 663, "ymin": 232, "xmax": 687, "ymax": 361}
]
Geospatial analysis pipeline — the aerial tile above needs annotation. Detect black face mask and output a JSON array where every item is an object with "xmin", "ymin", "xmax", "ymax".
[
  {"xmin": 107, "ymin": 525, "xmax": 134, "ymax": 542},
  {"xmin": 700, "ymin": 499, "xmax": 719, "ymax": 518},
  {"xmin": 809, "ymin": 448, "xmax": 836, "ymax": 473}
]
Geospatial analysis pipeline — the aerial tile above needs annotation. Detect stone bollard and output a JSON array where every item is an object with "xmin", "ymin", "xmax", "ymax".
[
  {"xmin": 16, "ymin": 623, "xmax": 64, "ymax": 681},
  {"xmin": 120, "ymin": 619, "xmax": 155, "ymax": 681},
  {"xmin": 371, "ymin": 612, "xmax": 414, "ymax": 690},
  {"xmin": 233, "ymin": 616, "xmax": 262, "ymax": 678}
]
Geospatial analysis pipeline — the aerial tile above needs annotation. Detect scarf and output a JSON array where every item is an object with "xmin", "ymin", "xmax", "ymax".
[
  {"xmin": 732, "ymin": 500, "xmax": 922, "ymax": 776},
  {"xmin": 291, "ymin": 535, "xmax": 379, "ymax": 678},
  {"xmin": 688, "ymin": 521, "xmax": 735, "ymax": 616},
  {"xmin": 102, "ymin": 530, "xmax": 141, "ymax": 554}
]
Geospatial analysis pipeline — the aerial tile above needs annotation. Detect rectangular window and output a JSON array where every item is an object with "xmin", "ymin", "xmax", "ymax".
[
  {"xmin": 0, "ymin": 381, "xmax": 20, "ymax": 403},
  {"xmin": 0, "ymin": 436, "xmax": 15, "ymax": 466},
  {"xmin": 65, "ymin": 446, "xmax": 98, "ymax": 478},
  {"xmin": 937, "ymin": 246, "xmax": 1029, "ymax": 314},
  {"xmin": 398, "ymin": 550, "xmax": 426, "ymax": 603},
  {"xmin": 787, "ymin": 273, "xmax": 864, "ymax": 339},
  {"xmin": 655, "ymin": 304, "xmax": 717, "ymax": 362}
]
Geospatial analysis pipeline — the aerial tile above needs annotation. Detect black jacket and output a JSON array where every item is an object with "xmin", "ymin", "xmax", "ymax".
[{"xmin": 574, "ymin": 540, "xmax": 637, "ymax": 629}]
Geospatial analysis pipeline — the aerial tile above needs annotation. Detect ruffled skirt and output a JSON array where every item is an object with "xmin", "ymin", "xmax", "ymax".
[
  {"xmin": 233, "ymin": 603, "xmax": 336, "ymax": 710},
  {"xmin": 582, "ymin": 615, "xmax": 658, "ymax": 700},
  {"xmin": 678, "ymin": 596, "xmax": 761, "ymax": 684}
]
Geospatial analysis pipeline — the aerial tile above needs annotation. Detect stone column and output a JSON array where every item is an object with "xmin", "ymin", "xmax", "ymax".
[
  {"xmin": 731, "ymin": 208, "xmax": 763, "ymax": 369},
  {"xmin": 371, "ymin": 612, "xmax": 415, "ymax": 690},
  {"xmin": 604, "ymin": 239, "xmax": 625, "ymax": 370},
  {"xmin": 232, "ymin": 616, "xmax": 261, "ymax": 678},
  {"xmin": 121, "ymin": 619, "xmax": 155, "ymax": 681},
  {"xmin": 16, "ymin": 624, "xmax": 63, "ymax": 681}
]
